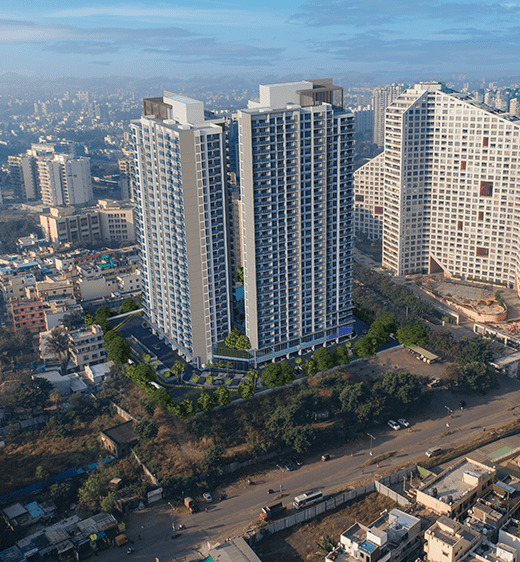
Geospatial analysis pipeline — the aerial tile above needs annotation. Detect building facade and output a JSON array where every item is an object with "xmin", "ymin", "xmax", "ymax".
[
  {"xmin": 40, "ymin": 206, "xmax": 102, "ymax": 246},
  {"xmin": 97, "ymin": 199, "xmax": 136, "ymax": 243},
  {"xmin": 238, "ymin": 80, "xmax": 354, "ymax": 364},
  {"xmin": 355, "ymin": 82, "xmax": 520, "ymax": 287},
  {"xmin": 68, "ymin": 324, "xmax": 107, "ymax": 368},
  {"xmin": 130, "ymin": 93, "xmax": 232, "ymax": 365},
  {"xmin": 372, "ymin": 84, "xmax": 404, "ymax": 147},
  {"xmin": 354, "ymin": 152, "xmax": 385, "ymax": 239},
  {"xmin": 9, "ymin": 297, "xmax": 46, "ymax": 333}
]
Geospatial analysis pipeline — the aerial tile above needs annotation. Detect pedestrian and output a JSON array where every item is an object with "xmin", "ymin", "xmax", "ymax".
[
  {"xmin": 377, "ymin": 463, "xmax": 380, "ymax": 469},
  {"xmin": 361, "ymin": 468, "xmax": 364, "ymax": 474},
  {"xmin": 205, "ymin": 507, "xmax": 208, "ymax": 512},
  {"xmin": 351, "ymin": 452, "xmax": 353, "ymax": 457},
  {"xmin": 483, "ymin": 426, "xmax": 486, "ymax": 431}
]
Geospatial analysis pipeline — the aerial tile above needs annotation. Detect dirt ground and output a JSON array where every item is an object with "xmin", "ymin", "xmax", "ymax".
[
  {"xmin": 347, "ymin": 347, "xmax": 447, "ymax": 382},
  {"xmin": 254, "ymin": 492, "xmax": 398, "ymax": 562}
]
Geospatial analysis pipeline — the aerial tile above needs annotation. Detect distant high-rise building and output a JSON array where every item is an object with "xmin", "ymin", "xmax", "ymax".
[
  {"xmin": 238, "ymin": 79, "xmax": 354, "ymax": 364},
  {"xmin": 38, "ymin": 154, "xmax": 93, "ymax": 207},
  {"xmin": 351, "ymin": 105, "xmax": 374, "ymax": 135},
  {"xmin": 130, "ymin": 93, "xmax": 232, "ymax": 366},
  {"xmin": 7, "ymin": 138, "xmax": 82, "ymax": 202},
  {"xmin": 372, "ymin": 84, "xmax": 403, "ymax": 147},
  {"xmin": 510, "ymin": 98, "xmax": 519, "ymax": 117},
  {"xmin": 354, "ymin": 81, "xmax": 520, "ymax": 287},
  {"xmin": 118, "ymin": 157, "xmax": 133, "ymax": 201}
]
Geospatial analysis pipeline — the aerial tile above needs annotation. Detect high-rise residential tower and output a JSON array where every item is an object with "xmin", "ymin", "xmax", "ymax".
[
  {"xmin": 372, "ymin": 84, "xmax": 404, "ymax": 147},
  {"xmin": 130, "ymin": 93, "xmax": 232, "ymax": 366},
  {"xmin": 354, "ymin": 82, "xmax": 520, "ymax": 288},
  {"xmin": 238, "ymin": 80, "xmax": 354, "ymax": 364}
]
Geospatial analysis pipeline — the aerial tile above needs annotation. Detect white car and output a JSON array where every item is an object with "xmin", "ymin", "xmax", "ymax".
[
  {"xmin": 203, "ymin": 492, "xmax": 213, "ymax": 503},
  {"xmin": 398, "ymin": 418, "xmax": 410, "ymax": 428},
  {"xmin": 387, "ymin": 420, "xmax": 400, "ymax": 430}
]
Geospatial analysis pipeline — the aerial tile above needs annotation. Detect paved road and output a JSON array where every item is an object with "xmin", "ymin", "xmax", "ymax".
[{"xmin": 98, "ymin": 372, "xmax": 520, "ymax": 562}]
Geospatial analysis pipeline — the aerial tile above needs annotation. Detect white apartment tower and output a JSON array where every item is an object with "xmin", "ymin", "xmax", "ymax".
[
  {"xmin": 356, "ymin": 82, "xmax": 520, "ymax": 288},
  {"xmin": 38, "ymin": 154, "xmax": 93, "ymax": 207},
  {"xmin": 372, "ymin": 84, "xmax": 404, "ymax": 147},
  {"xmin": 238, "ymin": 80, "xmax": 354, "ymax": 364},
  {"xmin": 130, "ymin": 93, "xmax": 232, "ymax": 365},
  {"xmin": 354, "ymin": 151, "xmax": 385, "ymax": 239}
]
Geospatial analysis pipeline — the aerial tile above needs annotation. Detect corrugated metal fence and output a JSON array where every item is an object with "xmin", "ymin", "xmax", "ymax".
[{"xmin": 251, "ymin": 466, "xmax": 415, "ymax": 542}]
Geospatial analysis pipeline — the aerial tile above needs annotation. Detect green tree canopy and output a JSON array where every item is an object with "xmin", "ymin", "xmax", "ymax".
[
  {"xmin": 197, "ymin": 391, "xmax": 215, "ymax": 412},
  {"xmin": 237, "ymin": 266, "xmax": 244, "ymax": 283},
  {"xmin": 458, "ymin": 361, "xmax": 497, "ymax": 392},
  {"xmin": 238, "ymin": 379, "xmax": 255, "ymax": 399},
  {"xmin": 396, "ymin": 324, "xmax": 429, "ymax": 347},
  {"xmin": 133, "ymin": 418, "xmax": 158, "ymax": 441},
  {"xmin": 213, "ymin": 385, "xmax": 231, "ymax": 407},
  {"xmin": 302, "ymin": 359, "xmax": 317, "ymax": 377},
  {"xmin": 225, "ymin": 328, "xmax": 250, "ymax": 350},
  {"xmin": 104, "ymin": 331, "xmax": 132, "ymax": 365},
  {"xmin": 45, "ymin": 328, "xmax": 71, "ymax": 376},
  {"xmin": 381, "ymin": 370, "xmax": 421, "ymax": 407},
  {"xmin": 120, "ymin": 298, "xmax": 140, "ymax": 314},
  {"xmin": 313, "ymin": 347, "xmax": 335, "ymax": 372},
  {"xmin": 261, "ymin": 362, "xmax": 295, "ymax": 389}
]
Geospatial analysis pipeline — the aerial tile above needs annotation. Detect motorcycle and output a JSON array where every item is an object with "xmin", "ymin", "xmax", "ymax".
[{"xmin": 127, "ymin": 547, "xmax": 134, "ymax": 554}]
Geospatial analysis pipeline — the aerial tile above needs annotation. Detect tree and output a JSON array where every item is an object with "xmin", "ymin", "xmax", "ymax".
[
  {"xmin": 225, "ymin": 328, "xmax": 251, "ymax": 351},
  {"xmin": 238, "ymin": 379, "xmax": 255, "ymax": 399},
  {"xmin": 456, "ymin": 337, "xmax": 494, "ymax": 367},
  {"xmin": 201, "ymin": 444, "xmax": 225, "ymax": 470},
  {"xmin": 84, "ymin": 311, "xmax": 95, "ymax": 327},
  {"xmin": 261, "ymin": 362, "xmax": 295, "ymax": 389},
  {"xmin": 381, "ymin": 370, "xmax": 421, "ymax": 407},
  {"xmin": 313, "ymin": 347, "xmax": 335, "ymax": 372},
  {"xmin": 174, "ymin": 398, "xmax": 197, "ymax": 419},
  {"xmin": 285, "ymin": 424, "xmax": 316, "ymax": 453},
  {"xmin": 302, "ymin": 359, "xmax": 317, "ymax": 377},
  {"xmin": 45, "ymin": 328, "xmax": 70, "ymax": 376},
  {"xmin": 354, "ymin": 336, "xmax": 377, "ymax": 358},
  {"xmin": 49, "ymin": 389, "xmax": 63, "ymax": 415},
  {"xmin": 213, "ymin": 385, "xmax": 231, "ymax": 407},
  {"xmin": 333, "ymin": 346, "xmax": 349, "ymax": 366},
  {"xmin": 16, "ymin": 378, "xmax": 53, "ymax": 413},
  {"xmin": 133, "ymin": 418, "xmax": 159, "ymax": 441},
  {"xmin": 120, "ymin": 298, "xmax": 140, "ymax": 314},
  {"xmin": 458, "ymin": 361, "xmax": 497, "ymax": 392},
  {"xmin": 35, "ymin": 465, "xmax": 50, "ymax": 481},
  {"xmin": 197, "ymin": 391, "xmax": 215, "ymax": 412},
  {"xmin": 396, "ymin": 324, "xmax": 429, "ymax": 347},
  {"xmin": 237, "ymin": 266, "xmax": 244, "ymax": 283},
  {"xmin": 104, "ymin": 331, "xmax": 132, "ymax": 365},
  {"xmin": 59, "ymin": 310, "xmax": 84, "ymax": 331}
]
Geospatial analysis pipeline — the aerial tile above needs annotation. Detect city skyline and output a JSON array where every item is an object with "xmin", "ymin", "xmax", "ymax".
[{"xmin": 2, "ymin": 0, "xmax": 520, "ymax": 83}]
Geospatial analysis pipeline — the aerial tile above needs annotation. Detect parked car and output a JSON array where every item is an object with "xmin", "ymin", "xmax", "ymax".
[
  {"xmin": 426, "ymin": 446, "xmax": 442, "ymax": 458},
  {"xmin": 292, "ymin": 456, "xmax": 304, "ymax": 467},
  {"xmin": 398, "ymin": 418, "xmax": 410, "ymax": 428},
  {"xmin": 152, "ymin": 344, "xmax": 161, "ymax": 350},
  {"xmin": 387, "ymin": 420, "xmax": 400, "ymax": 430},
  {"xmin": 321, "ymin": 454, "xmax": 330, "ymax": 462},
  {"xmin": 283, "ymin": 462, "xmax": 295, "ymax": 471},
  {"xmin": 203, "ymin": 492, "xmax": 213, "ymax": 502}
]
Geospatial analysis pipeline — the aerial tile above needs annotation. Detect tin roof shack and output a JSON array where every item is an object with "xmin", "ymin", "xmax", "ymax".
[
  {"xmin": 114, "ymin": 487, "xmax": 140, "ymax": 513},
  {"xmin": 424, "ymin": 516, "xmax": 481, "ymax": 562},
  {"xmin": 100, "ymin": 421, "xmax": 138, "ymax": 458},
  {"xmin": 326, "ymin": 509, "xmax": 421, "ymax": 562},
  {"xmin": 416, "ymin": 458, "xmax": 495, "ymax": 517}
]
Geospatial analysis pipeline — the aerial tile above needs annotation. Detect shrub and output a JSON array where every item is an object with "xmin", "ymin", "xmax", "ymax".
[
  {"xmin": 163, "ymin": 372, "xmax": 171, "ymax": 378},
  {"xmin": 225, "ymin": 378, "xmax": 231, "ymax": 385},
  {"xmin": 191, "ymin": 375, "xmax": 199, "ymax": 383},
  {"xmin": 206, "ymin": 375, "xmax": 213, "ymax": 384},
  {"xmin": 295, "ymin": 357, "xmax": 302, "ymax": 365}
]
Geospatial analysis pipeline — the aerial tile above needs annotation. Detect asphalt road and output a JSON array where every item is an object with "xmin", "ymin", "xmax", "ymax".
[{"xmin": 98, "ymin": 372, "xmax": 520, "ymax": 562}]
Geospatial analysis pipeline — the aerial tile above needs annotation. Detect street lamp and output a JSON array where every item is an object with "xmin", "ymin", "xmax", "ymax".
[
  {"xmin": 367, "ymin": 433, "xmax": 376, "ymax": 456},
  {"xmin": 168, "ymin": 502, "xmax": 176, "ymax": 532},
  {"xmin": 444, "ymin": 406, "xmax": 453, "ymax": 427}
]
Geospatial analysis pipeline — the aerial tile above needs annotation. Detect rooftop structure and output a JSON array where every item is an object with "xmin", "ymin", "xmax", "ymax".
[
  {"xmin": 417, "ymin": 458, "xmax": 496, "ymax": 517},
  {"xmin": 424, "ymin": 516, "xmax": 481, "ymax": 562}
]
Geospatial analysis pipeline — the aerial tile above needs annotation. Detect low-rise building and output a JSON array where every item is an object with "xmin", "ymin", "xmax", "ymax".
[
  {"xmin": 97, "ymin": 199, "xmax": 136, "ymax": 243},
  {"xmin": 326, "ymin": 508, "xmax": 422, "ymax": 562},
  {"xmin": 416, "ymin": 458, "xmax": 496, "ymax": 517},
  {"xmin": 460, "ymin": 541, "xmax": 516, "ymax": 562},
  {"xmin": 117, "ymin": 271, "xmax": 141, "ymax": 294},
  {"xmin": 40, "ymin": 206, "xmax": 101, "ymax": 246},
  {"xmin": 424, "ymin": 516, "xmax": 481, "ymax": 562},
  {"xmin": 33, "ymin": 370, "xmax": 87, "ymax": 395},
  {"xmin": 68, "ymin": 324, "xmax": 106, "ymax": 368},
  {"xmin": 0, "ymin": 273, "xmax": 36, "ymax": 301},
  {"xmin": 498, "ymin": 518, "xmax": 520, "ymax": 557},
  {"xmin": 100, "ymin": 421, "xmax": 138, "ymax": 458},
  {"xmin": 9, "ymin": 297, "xmax": 46, "ymax": 332},
  {"xmin": 84, "ymin": 361, "xmax": 113, "ymax": 385}
]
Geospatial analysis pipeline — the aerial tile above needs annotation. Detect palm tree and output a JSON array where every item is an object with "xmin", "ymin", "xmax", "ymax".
[
  {"xmin": 59, "ymin": 310, "xmax": 84, "ymax": 331},
  {"xmin": 45, "ymin": 329, "xmax": 71, "ymax": 376}
]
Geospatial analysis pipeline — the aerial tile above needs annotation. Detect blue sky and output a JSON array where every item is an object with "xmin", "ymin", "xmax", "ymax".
[{"xmin": 1, "ymin": 0, "xmax": 520, "ymax": 82}]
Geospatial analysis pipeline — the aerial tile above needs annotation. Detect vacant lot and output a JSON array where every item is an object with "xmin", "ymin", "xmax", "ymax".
[{"xmin": 254, "ymin": 492, "xmax": 397, "ymax": 562}]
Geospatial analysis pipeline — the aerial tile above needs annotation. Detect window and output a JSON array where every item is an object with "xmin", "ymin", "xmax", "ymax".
[{"xmin": 480, "ymin": 181, "xmax": 493, "ymax": 197}]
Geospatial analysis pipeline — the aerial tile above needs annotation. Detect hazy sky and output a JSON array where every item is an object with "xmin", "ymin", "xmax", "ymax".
[{"xmin": 1, "ymin": 0, "xmax": 520, "ymax": 83}]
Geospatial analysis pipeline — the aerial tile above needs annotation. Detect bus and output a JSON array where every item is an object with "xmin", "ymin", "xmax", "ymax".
[{"xmin": 293, "ymin": 489, "xmax": 323, "ymax": 510}]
